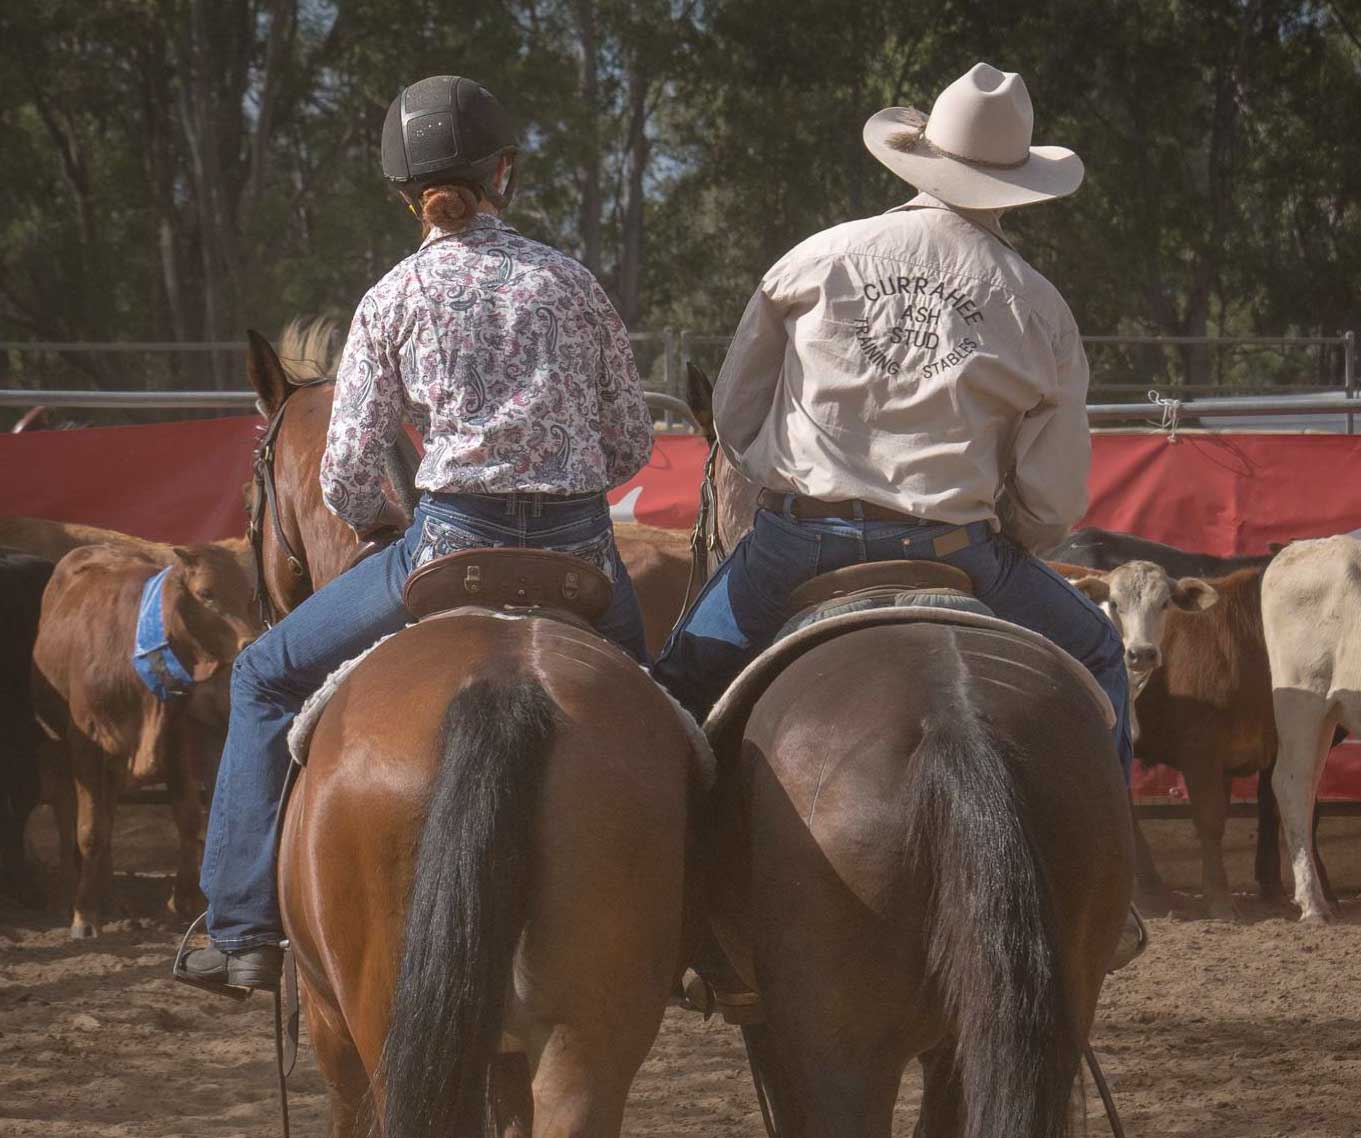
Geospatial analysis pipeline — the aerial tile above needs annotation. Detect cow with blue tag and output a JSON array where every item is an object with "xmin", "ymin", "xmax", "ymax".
[{"xmin": 32, "ymin": 540, "xmax": 257, "ymax": 939}]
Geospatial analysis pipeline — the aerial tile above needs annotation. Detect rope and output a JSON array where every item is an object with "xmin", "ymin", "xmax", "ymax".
[{"xmin": 1147, "ymin": 389, "xmax": 1182, "ymax": 443}]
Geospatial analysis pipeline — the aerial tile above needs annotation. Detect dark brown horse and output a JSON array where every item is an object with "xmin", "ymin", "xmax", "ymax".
[
  {"xmin": 245, "ymin": 330, "xmax": 706, "ymax": 1137},
  {"xmin": 686, "ymin": 364, "xmax": 1135, "ymax": 1136}
]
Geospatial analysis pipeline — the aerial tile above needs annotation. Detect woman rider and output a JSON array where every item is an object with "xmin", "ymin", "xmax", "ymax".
[
  {"xmin": 179, "ymin": 75, "xmax": 655, "ymax": 992},
  {"xmin": 655, "ymin": 63, "xmax": 1144, "ymax": 969}
]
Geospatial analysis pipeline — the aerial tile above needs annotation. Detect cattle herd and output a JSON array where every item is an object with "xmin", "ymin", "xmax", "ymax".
[
  {"xmin": 2, "ymin": 413, "xmax": 1360, "ymax": 1132},
  {"xmin": 3, "ymin": 500, "xmax": 1357, "ymax": 932}
]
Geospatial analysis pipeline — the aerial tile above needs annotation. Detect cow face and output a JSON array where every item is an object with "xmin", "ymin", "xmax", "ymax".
[
  {"xmin": 1072, "ymin": 560, "xmax": 1218, "ymax": 694},
  {"xmin": 164, "ymin": 545, "xmax": 259, "ymax": 720}
]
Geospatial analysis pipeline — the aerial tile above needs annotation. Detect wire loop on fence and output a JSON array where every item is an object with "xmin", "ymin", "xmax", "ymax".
[{"xmin": 1147, "ymin": 389, "xmax": 1182, "ymax": 442}]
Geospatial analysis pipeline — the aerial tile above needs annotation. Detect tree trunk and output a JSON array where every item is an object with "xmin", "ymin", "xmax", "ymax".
[
  {"xmin": 619, "ymin": 59, "xmax": 650, "ymax": 327},
  {"xmin": 573, "ymin": 0, "xmax": 603, "ymax": 276}
]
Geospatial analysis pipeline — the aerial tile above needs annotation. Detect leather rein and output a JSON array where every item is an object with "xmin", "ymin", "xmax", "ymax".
[
  {"xmin": 248, "ymin": 378, "xmax": 334, "ymax": 628},
  {"xmin": 680, "ymin": 441, "xmax": 725, "ymax": 619}
]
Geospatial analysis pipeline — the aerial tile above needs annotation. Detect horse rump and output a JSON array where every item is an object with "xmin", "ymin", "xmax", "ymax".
[{"xmin": 377, "ymin": 676, "xmax": 557, "ymax": 1138}]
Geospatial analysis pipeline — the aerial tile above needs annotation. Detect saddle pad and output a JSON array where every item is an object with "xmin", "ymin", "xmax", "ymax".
[
  {"xmin": 705, "ymin": 606, "xmax": 1116, "ymax": 757},
  {"xmin": 287, "ymin": 626, "xmax": 408, "ymax": 765},
  {"xmin": 777, "ymin": 588, "xmax": 993, "ymax": 641}
]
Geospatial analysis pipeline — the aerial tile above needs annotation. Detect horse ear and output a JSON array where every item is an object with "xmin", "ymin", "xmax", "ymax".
[
  {"xmin": 171, "ymin": 546, "xmax": 199, "ymax": 570},
  {"xmin": 1071, "ymin": 575, "xmax": 1110, "ymax": 603},
  {"xmin": 686, "ymin": 363, "xmax": 715, "ymax": 438},
  {"xmin": 247, "ymin": 329, "xmax": 290, "ymax": 417},
  {"xmin": 1171, "ymin": 577, "xmax": 1218, "ymax": 611}
]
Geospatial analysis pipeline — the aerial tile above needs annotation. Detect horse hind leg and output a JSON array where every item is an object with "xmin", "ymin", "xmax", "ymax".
[
  {"xmin": 302, "ymin": 985, "xmax": 373, "ymax": 1138},
  {"xmin": 517, "ymin": 1031, "xmax": 632, "ymax": 1138}
]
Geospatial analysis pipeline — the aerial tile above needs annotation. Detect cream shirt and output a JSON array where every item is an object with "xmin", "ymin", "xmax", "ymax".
[{"xmin": 712, "ymin": 193, "xmax": 1091, "ymax": 551}]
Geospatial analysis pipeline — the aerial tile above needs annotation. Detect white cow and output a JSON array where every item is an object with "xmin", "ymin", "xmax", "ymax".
[{"xmin": 1262, "ymin": 535, "xmax": 1361, "ymax": 922}]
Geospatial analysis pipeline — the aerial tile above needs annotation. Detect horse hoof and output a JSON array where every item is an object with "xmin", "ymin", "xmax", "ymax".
[
  {"xmin": 1299, "ymin": 909, "xmax": 1331, "ymax": 926},
  {"xmin": 69, "ymin": 919, "xmax": 99, "ymax": 940}
]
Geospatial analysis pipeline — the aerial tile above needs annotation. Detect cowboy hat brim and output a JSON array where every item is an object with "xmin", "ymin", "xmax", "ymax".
[{"xmin": 863, "ymin": 106, "xmax": 1084, "ymax": 211}]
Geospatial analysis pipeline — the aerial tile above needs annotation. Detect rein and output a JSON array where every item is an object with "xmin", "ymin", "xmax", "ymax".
[
  {"xmin": 249, "ymin": 379, "xmax": 334, "ymax": 627},
  {"xmin": 679, "ymin": 441, "xmax": 725, "ymax": 627}
]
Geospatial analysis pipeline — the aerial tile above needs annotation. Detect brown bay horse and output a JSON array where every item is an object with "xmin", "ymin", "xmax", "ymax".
[
  {"xmin": 685, "ymin": 364, "xmax": 1136, "ymax": 1135},
  {"xmin": 244, "ymin": 329, "xmax": 705, "ymax": 1136}
]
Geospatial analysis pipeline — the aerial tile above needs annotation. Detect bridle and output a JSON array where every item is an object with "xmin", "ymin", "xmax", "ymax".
[{"xmin": 248, "ymin": 378, "xmax": 334, "ymax": 628}]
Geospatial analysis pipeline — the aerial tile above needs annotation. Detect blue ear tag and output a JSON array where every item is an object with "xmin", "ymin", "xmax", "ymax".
[{"xmin": 132, "ymin": 567, "xmax": 196, "ymax": 701}]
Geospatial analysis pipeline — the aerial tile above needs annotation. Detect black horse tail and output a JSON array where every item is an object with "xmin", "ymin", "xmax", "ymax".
[
  {"xmin": 378, "ymin": 676, "xmax": 557, "ymax": 1138},
  {"xmin": 904, "ymin": 711, "xmax": 1079, "ymax": 1138}
]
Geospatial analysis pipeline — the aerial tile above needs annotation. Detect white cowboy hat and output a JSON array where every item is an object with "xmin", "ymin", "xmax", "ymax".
[{"xmin": 863, "ymin": 62, "xmax": 1083, "ymax": 210}]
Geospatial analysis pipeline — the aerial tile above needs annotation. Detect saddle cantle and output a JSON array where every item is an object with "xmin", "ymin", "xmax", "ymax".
[
  {"xmin": 786, "ymin": 560, "xmax": 973, "ymax": 611},
  {"xmin": 402, "ymin": 548, "xmax": 614, "ymax": 624}
]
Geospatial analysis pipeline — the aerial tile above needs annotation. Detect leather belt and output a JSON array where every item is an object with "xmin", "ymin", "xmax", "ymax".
[{"xmin": 757, "ymin": 489, "xmax": 930, "ymax": 525}]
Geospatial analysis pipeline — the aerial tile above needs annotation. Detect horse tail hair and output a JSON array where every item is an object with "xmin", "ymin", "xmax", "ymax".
[
  {"xmin": 904, "ymin": 711, "xmax": 1079, "ymax": 1138},
  {"xmin": 378, "ymin": 676, "xmax": 557, "ymax": 1138}
]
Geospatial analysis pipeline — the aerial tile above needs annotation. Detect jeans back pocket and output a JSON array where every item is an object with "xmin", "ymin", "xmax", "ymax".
[{"xmin": 412, "ymin": 515, "xmax": 507, "ymax": 571}]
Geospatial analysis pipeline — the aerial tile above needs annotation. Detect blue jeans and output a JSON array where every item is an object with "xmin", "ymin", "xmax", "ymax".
[
  {"xmin": 200, "ymin": 491, "xmax": 648, "ymax": 949},
  {"xmin": 652, "ymin": 499, "xmax": 1132, "ymax": 781}
]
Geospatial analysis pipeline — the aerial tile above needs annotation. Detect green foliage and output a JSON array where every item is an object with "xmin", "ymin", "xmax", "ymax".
[{"xmin": 1, "ymin": 0, "xmax": 1359, "ymax": 393}]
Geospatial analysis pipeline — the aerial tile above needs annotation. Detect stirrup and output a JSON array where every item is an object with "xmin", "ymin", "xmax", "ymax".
[
  {"xmin": 171, "ymin": 912, "xmax": 253, "ymax": 1001},
  {"xmin": 1108, "ymin": 905, "xmax": 1148, "ymax": 973}
]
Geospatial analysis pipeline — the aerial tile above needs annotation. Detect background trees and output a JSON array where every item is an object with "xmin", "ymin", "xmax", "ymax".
[{"xmin": 2, "ymin": 0, "xmax": 1360, "ymax": 393}]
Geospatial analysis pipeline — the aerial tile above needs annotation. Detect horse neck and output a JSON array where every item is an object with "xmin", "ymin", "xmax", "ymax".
[
  {"xmin": 715, "ymin": 448, "xmax": 761, "ymax": 554},
  {"xmin": 275, "ymin": 389, "xmax": 355, "ymax": 598}
]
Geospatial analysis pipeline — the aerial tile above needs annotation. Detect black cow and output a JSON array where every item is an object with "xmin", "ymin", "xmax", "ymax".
[
  {"xmin": 1, "ymin": 549, "xmax": 54, "ymax": 907},
  {"xmin": 1046, "ymin": 526, "xmax": 1274, "ymax": 577}
]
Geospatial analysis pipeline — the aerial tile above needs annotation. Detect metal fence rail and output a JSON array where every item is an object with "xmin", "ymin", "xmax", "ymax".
[
  {"xmin": 0, "ymin": 386, "xmax": 706, "ymax": 433},
  {"xmin": 3, "ymin": 331, "xmax": 1357, "ymax": 431}
]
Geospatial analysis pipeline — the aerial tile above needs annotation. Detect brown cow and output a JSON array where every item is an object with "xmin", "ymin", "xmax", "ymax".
[
  {"xmin": 0, "ymin": 514, "xmax": 251, "ymax": 572},
  {"xmin": 614, "ymin": 523, "xmax": 695, "ymax": 656},
  {"xmin": 1077, "ymin": 566, "xmax": 1271, "ymax": 919},
  {"xmin": 32, "ymin": 542, "xmax": 257, "ymax": 938}
]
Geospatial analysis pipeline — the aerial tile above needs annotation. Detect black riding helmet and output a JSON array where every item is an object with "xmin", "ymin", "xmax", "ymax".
[{"xmin": 381, "ymin": 75, "xmax": 517, "ymax": 206}]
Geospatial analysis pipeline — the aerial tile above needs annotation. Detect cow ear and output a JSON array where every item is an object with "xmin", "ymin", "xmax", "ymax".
[
  {"xmin": 247, "ymin": 329, "xmax": 291, "ymax": 418},
  {"xmin": 1172, "ymin": 577, "xmax": 1218, "ymax": 611},
  {"xmin": 1072, "ymin": 575, "xmax": 1109, "ymax": 603}
]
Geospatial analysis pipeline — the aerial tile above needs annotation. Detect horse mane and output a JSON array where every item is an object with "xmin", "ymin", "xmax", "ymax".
[{"xmin": 277, "ymin": 317, "xmax": 340, "ymax": 384}]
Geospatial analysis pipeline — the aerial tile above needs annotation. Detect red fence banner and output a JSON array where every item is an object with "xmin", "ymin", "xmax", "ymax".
[
  {"xmin": 7, "ymin": 419, "xmax": 1361, "ymax": 551},
  {"xmin": 1, "ymin": 415, "xmax": 259, "ymax": 544},
  {"xmin": 5, "ymin": 418, "xmax": 1361, "ymax": 802}
]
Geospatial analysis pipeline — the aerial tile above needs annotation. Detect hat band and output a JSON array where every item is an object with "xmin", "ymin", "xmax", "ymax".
[{"xmin": 889, "ymin": 119, "xmax": 1031, "ymax": 171}]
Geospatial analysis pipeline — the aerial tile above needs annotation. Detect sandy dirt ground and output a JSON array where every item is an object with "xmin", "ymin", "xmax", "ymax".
[{"xmin": 3, "ymin": 803, "xmax": 1361, "ymax": 1138}]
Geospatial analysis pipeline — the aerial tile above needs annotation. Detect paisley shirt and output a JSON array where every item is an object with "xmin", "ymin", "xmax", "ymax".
[{"xmin": 320, "ymin": 214, "xmax": 654, "ymax": 529}]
